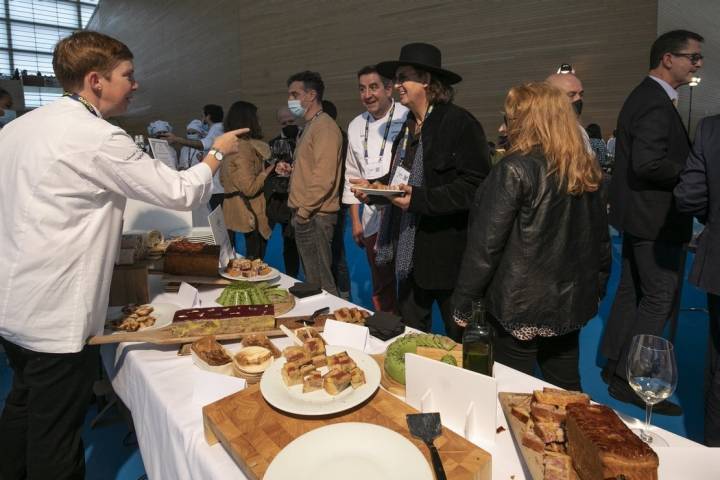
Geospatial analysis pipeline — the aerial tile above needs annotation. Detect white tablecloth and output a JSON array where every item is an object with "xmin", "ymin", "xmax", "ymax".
[{"xmin": 101, "ymin": 273, "xmax": 711, "ymax": 480}]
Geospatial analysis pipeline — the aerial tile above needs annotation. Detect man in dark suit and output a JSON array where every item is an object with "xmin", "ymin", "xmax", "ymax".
[
  {"xmin": 675, "ymin": 114, "xmax": 720, "ymax": 445},
  {"xmin": 601, "ymin": 29, "xmax": 704, "ymax": 413}
]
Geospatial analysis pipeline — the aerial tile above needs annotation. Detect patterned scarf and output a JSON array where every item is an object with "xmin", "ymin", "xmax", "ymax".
[{"xmin": 375, "ymin": 137, "xmax": 425, "ymax": 281}]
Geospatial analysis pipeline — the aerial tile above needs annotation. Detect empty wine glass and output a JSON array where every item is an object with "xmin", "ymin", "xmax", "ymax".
[{"xmin": 626, "ymin": 334, "xmax": 678, "ymax": 446}]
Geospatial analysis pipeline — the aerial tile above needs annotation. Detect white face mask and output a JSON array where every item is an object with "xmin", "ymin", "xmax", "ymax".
[
  {"xmin": 287, "ymin": 99, "xmax": 305, "ymax": 118},
  {"xmin": 0, "ymin": 109, "xmax": 17, "ymax": 127}
]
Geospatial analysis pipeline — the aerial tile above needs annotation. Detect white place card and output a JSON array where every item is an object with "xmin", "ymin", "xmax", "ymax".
[
  {"xmin": 208, "ymin": 205, "xmax": 235, "ymax": 268},
  {"xmin": 321, "ymin": 319, "xmax": 369, "ymax": 352},
  {"xmin": 177, "ymin": 282, "xmax": 201, "ymax": 308},
  {"xmin": 405, "ymin": 353, "xmax": 497, "ymax": 447},
  {"xmin": 191, "ymin": 368, "xmax": 246, "ymax": 406}
]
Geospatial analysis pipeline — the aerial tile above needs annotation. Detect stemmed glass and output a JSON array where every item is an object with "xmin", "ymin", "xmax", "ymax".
[
  {"xmin": 626, "ymin": 334, "xmax": 678, "ymax": 446},
  {"xmin": 271, "ymin": 138, "xmax": 293, "ymax": 176}
]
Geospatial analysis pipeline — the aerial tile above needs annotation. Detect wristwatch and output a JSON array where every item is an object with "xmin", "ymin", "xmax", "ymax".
[{"xmin": 208, "ymin": 149, "xmax": 224, "ymax": 162}]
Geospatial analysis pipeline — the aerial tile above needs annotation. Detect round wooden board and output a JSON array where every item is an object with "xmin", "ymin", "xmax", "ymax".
[
  {"xmin": 371, "ymin": 353, "xmax": 407, "ymax": 398},
  {"xmin": 272, "ymin": 293, "xmax": 295, "ymax": 316}
]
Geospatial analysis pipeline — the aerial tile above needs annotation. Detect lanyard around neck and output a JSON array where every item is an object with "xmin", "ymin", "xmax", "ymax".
[
  {"xmin": 363, "ymin": 101, "xmax": 396, "ymax": 164},
  {"xmin": 63, "ymin": 92, "xmax": 100, "ymax": 118}
]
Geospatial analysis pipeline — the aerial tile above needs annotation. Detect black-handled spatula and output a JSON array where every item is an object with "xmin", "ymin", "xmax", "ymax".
[{"xmin": 406, "ymin": 412, "xmax": 447, "ymax": 480}]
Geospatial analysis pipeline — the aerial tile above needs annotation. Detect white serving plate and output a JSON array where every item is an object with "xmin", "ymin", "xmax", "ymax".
[
  {"xmin": 106, "ymin": 302, "xmax": 179, "ymax": 331},
  {"xmin": 218, "ymin": 266, "xmax": 280, "ymax": 282},
  {"xmin": 264, "ymin": 422, "xmax": 433, "ymax": 480},
  {"xmin": 260, "ymin": 345, "xmax": 381, "ymax": 416},
  {"xmin": 354, "ymin": 186, "xmax": 406, "ymax": 197}
]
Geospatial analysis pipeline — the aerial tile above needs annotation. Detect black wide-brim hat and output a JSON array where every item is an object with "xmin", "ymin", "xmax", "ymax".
[{"xmin": 376, "ymin": 42, "xmax": 462, "ymax": 85}]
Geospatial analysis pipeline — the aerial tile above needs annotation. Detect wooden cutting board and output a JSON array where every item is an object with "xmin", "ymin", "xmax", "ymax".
[
  {"xmin": 87, "ymin": 314, "xmax": 333, "ymax": 346},
  {"xmin": 498, "ymin": 392, "xmax": 580, "ymax": 480},
  {"xmin": 203, "ymin": 384, "xmax": 491, "ymax": 480}
]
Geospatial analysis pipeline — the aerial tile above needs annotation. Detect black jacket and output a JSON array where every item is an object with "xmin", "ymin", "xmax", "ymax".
[
  {"xmin": 391, "ymin": 102, "xmax": 490, "ymax": 290},
  {"xmin": 608, "ymin": 76, "xmax": 692, "ymax": 243},
  {"xmin": 675, "ymin": 115, "xmax": 720, "ymax": 295},
  {"xmin": 453, "ymin": 151, "xmax": 611, "ymax": 334}
]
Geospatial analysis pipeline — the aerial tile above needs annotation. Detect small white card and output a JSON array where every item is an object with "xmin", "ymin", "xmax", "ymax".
[
  {"xmin": 191, "ymin": 368, "xmax": 246, "ymax": 406},
  {"xmin": 208, "ymin": 205, "xmax": 235, "ymax": 268},
  {"xmin": 390, "ymin": 166, "xmax": 411, "ymax": 186},
  {"xmin": 321, "ymin": 319, "xmax": 369, "ymax": 352},
  {"xmin": 177, "ymin": 282, "xmax": 201, "ymax": 308},
  {"xmin": 405, "ymin": 353, "xmax": 497, "ymax": 447}
]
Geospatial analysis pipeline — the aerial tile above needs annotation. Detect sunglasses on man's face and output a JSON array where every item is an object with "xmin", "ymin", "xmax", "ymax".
[{"xmin": 671, "ymin": 52, "xmax": 703, "ymax": 65}]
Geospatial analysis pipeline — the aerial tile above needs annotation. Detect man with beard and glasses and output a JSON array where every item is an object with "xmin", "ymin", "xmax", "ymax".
[{"xmin": 602, "ymin": 29, "xmax": 704, "ymax": 414}]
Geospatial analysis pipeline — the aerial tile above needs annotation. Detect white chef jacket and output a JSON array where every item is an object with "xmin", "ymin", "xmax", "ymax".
[
  {"xmin": 343, "ymin": 101, "xmax": 408, "ymax": 237},
  {"xmin": 201, "ymin": 122, "xmax": 225, "ymax": 194},
  {"xmin": 0, "ymin": 96, "xmax": 213, "ymax": 353}
]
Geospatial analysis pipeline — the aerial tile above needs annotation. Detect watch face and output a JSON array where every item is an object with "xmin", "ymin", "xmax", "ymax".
[{"xmin": 214, "ymin": 150, "xmax": 224, "ymax": 161}]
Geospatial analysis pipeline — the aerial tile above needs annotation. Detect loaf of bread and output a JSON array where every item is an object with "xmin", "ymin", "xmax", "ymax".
[
  {"xmin": 565, "ymin": 403, "xmax": 658, "ymax": 480},
  {"xmin": 164, "ymin": 241, "xmax": 220, "ymax": 277}
]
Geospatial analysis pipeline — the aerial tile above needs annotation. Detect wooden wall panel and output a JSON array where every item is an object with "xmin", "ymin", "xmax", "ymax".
[
  {"xmin": 89, "ymin": 0, "xmax": 658, "ymax": 142},
  {"xmin": 658, "ymin": 0, "xmax": 720, "ymax": 135}
]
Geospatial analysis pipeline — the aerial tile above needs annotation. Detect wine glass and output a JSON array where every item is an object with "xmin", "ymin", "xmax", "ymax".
[
  {"xmin": 271, "ymin": 139, "xmax": 293, "ymax": 176},
  {"xmin": 626, "ymin": 334, "xmax": 678, "ymax": 446}
]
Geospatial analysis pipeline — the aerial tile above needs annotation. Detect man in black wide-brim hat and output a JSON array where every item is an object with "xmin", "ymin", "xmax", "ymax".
[{"xmin": 351, "ymin": 42, "xmax": 490, "ymax": 340}]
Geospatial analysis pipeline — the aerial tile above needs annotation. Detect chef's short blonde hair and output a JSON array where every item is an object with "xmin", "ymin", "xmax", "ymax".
[{"xmin": 53, "ymin": 31, "xmax": 133, "ymax": 92}]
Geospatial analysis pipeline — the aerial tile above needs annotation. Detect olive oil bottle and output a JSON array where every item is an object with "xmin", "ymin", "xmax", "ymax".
[{"xmin": 462, "ymin": 300, "xmax": 494, "ymax": 376}]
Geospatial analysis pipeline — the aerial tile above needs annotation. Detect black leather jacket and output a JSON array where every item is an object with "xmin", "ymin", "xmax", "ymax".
[{"xmin": 452, "ymin": 150, "xmax": 611, "ymax": 335}]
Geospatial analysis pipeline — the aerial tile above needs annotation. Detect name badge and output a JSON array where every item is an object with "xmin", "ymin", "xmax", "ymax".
[{"xmin": 391, "ymin": 166, "xmax": 411, "ymax": 186}]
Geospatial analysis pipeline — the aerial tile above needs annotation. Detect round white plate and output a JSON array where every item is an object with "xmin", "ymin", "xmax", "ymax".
[
  {"xmin": 260, "ymin": 345, "xmax": 381, "ymax": 416},
  {"xmin": 106, "ymin": 303, "xmax": 179, "ymax": 331},
  {"xmin": 218, "ymin": 267, "xmax": 280, "ymax": 282},
  {"xmin": 265, "ymin": 422, "xmax": 433, "ymax": 480},
  {"xmin": 354, "ymin": 186, "xmax": 406, "ymax": 197}
]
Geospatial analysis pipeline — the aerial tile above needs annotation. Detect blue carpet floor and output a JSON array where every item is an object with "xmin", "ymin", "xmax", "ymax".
[{"xmin": 0, "ymin": 219, "xmax": 709, "ymax": 479}]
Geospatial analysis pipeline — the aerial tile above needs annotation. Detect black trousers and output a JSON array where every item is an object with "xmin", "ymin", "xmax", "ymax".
[
  {"xmin": 600, "ymin": 234, "xmax": 685, "ymax": 380},
  {"xmin": 331, "ymin": 205, "xmax": 351, "ymax": 301},
  {"xmin": 0, "ymin": 338, "xmax": 99, "ymax": 480},
  {"xmin": 244, "ymin": 230, "xmax": 267, "ymax": 260},
  {"xmin": 270, "ymin": 221, "xmax": 300, "ymax": 278},
  {"xmin": 398, "ymin": 273, "xmax": 461, "ymax": 341},
  {"xmin": 706, "ymin": 293, "xmax": 720, "ymax": 446},
  {"xmin": 489, "ymin": 316, "xmax": 582, "ymax": 391}
]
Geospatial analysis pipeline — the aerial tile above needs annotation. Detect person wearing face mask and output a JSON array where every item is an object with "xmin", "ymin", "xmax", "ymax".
[
  {"xmin": 344, "ymin": 65, "xmax": 408, "ymax": 312},
  {"xmin": 162, "ymin": 104, "xmax": 225, "ymax": 211},
  {"xmin": 286, "ymin": 70, "xmax": 343, "ymax": 296},
  {"xmin": 264, "ymin": 106, "xmax": 301, "ymax": 277},
  {"xmin": 147, "ymin": 120, "xmax": 179, "ymax": 169},
  {"xmin": 178, "ymin": 119, "xmax": 207, "ymax": 170},
  {"xmin": 601, "ymin": 29, "xmax": 704, "ymax": 414},
  {"xmin": 0, "ymin": 31, "xmax": 246, "ymax": 479},
  {"xmin": 0, "ymin": 88, "xmax": 17, "ymax": 128},
  {"xmin": 545, "ymin": 72, "xmax": 592, "ymax": 152}
]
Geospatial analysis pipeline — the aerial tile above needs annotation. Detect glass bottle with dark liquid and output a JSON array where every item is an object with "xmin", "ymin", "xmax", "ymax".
[{"xmin": 462, "ymin": 300, "xmax": 494, "ymax": 376}]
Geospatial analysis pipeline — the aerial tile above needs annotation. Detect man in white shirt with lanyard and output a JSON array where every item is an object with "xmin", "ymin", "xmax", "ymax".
[
  {"xmin": 344, "ymin": 66, "xmax": 408, "ymax": 312},
  {"xmin": 0, "ymin": 31, "xmax": 245, "ymax": 480}
]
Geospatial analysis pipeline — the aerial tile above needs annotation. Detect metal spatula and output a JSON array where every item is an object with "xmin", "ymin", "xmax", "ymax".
[{"xmin": 406, "ymin": 413, "xmax": 447, "ymax": 480}]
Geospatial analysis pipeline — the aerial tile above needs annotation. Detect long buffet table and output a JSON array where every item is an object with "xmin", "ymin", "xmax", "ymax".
[{"xmin": 101, "ymin": 271, "xmax": 712, "ymax": 480}]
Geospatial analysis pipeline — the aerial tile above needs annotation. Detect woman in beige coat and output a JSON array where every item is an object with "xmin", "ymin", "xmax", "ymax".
[{"xmin": 220, "ymin": 101, "xmax": 275, "ymax": 259}]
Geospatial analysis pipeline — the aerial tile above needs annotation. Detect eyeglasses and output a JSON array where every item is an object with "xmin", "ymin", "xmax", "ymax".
[{"xmin": 671, "ymin": 52, "xmax": 704, "ymax": 65}]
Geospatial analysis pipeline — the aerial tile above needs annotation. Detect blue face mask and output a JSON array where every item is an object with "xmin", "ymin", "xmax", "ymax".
[
  {"xmin": 288, "ymin": 99, "xmax": 305, "ymax": 118},
  {"xmin": 0, "ymin": 109, "xmax": 17, "ymax": 127}
]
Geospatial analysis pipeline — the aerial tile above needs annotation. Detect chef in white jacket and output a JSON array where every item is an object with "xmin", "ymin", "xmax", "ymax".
[{"xmin": 0, "ymin": 30, "xmax": 246, "ymax": 480}]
